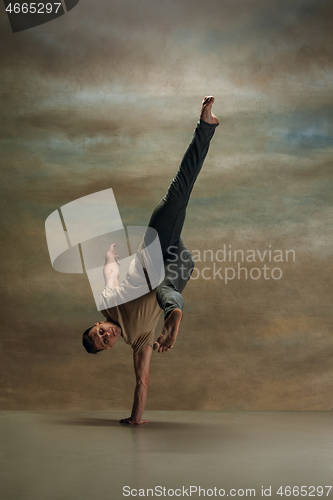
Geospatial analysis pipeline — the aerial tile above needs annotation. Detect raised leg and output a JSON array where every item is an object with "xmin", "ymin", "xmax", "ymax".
[
  {"xmin": 146, "ymin": 96, "xmax": 218, "ymax": 257},
  {"xmin": 148, "ymin": 96, "xmax": 218, "ymax": 352}
]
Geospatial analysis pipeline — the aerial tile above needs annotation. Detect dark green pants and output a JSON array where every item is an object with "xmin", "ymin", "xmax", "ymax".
[{"xmin": 146, "ymin": 119, "xmax": 218, "ymax": 319}]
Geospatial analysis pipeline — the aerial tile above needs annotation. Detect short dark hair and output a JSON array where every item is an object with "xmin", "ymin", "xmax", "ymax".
[{"xmin": 82, "ymin": 327, "xmax": 101, "ymax": 354}]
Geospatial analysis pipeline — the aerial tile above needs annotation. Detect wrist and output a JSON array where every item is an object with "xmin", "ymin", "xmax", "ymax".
[{"xmin": 130, "ymin": 412, "xmax": 142, "ymax": 423}]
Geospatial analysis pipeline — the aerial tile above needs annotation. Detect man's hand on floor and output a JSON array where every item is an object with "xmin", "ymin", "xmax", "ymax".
[{"xmin": 119, "ymin": 417, "xmax": 149, "ymax": 425}]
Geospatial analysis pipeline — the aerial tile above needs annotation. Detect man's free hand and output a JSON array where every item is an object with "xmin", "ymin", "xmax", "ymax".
[
  {"xmin": 104, "ymin": 243, "xmax": 121, "ymax": 287},
  {"xmin": 106, "ymin": 243, "xmax": 121, "ymax": 266},
  {"xmin": 119, "ymin": 417, "xmax": 149, "ymax": 425}
]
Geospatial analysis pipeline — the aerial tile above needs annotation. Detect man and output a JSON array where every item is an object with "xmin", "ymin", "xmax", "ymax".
[{"xmin": 82, "ymin": 96, "xmax": 219, "ymax": 424}]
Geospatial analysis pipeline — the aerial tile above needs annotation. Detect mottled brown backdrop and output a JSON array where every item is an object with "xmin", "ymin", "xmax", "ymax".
[{"xmin": 1, "ymin": 0, "xmax": 332, "ymax": 410}]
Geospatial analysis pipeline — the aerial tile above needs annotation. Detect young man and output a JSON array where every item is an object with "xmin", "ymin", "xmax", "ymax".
[{"xmin": 82, "ymin": 96, "xmax": 219, "ymax": 424}]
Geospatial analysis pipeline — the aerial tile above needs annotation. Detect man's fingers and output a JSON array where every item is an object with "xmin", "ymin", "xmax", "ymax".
[
  {"xmin": 120, "ymin": 418, "xmax": 149, "ymax": 425},
  {"xmin": 120, "ymin": 418, "xmax": 131, "ymax": 424},
  {"xmin": 107, "ymin": 244, "xmax": 121, "ymax": 265},
  {"xmin": 153, "ymin": 342, "xmax": 160, "ymax": 351}
]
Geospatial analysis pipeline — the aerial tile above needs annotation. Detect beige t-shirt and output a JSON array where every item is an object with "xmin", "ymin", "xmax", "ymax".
[
  {"xmin": 101, "ymin": 287, "xmax": 162, "ymax": 356},
  {"xmin": 99, "ymin": 240, "xmax": 163, "ymax": 356}
]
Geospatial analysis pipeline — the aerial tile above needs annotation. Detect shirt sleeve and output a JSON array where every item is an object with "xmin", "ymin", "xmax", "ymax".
[
  {"xmin": 99, "ymin": 285, "xmax": 118, "ymax": 310},
  {"xmin": 131, "ymin": 331, "xmax": 155, "ymax": 357},
  {"xmin": 99, "ymin": 256, "xmax": 150, "ymax": 311},
  {"xmin": 102, "ymin": 285, "xmax": 118, "ymax": 296}
]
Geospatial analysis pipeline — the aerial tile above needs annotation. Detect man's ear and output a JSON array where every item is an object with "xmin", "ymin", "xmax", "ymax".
[{"xmin": 105, "ymin": 346, "xmax": 111, "ymax": 350}]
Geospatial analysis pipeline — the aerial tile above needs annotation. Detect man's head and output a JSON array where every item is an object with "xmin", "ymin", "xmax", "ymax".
[{"xmin": 82, "ymin": 321, "xmax": 122, "ymax": 354}]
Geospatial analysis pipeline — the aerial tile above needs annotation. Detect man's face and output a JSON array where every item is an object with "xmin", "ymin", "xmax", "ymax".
[{"xmin": 89, "ymin": 321, "xmax": 121, "ymax": 352}]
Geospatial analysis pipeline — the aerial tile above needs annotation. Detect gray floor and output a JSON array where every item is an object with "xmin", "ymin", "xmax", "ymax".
[{"xmin": 1, "ymin": 411, "xmax": 332, "ymax": 500}]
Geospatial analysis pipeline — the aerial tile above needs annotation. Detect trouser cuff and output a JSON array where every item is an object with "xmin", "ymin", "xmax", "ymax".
[{"xmin": 198, "ymin": 119, "xmax": 219, "ymax": 130}]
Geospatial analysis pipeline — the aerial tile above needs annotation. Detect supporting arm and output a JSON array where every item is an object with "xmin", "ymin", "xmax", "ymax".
[{"xmin": 120, "ymin": 345, "xmax": 152, "ymax": 425}]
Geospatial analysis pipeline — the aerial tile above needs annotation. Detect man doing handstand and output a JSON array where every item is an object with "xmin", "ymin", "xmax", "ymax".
[{"xmin": 82, "ymin": 96, "xmax": 219, "ymax": 424}]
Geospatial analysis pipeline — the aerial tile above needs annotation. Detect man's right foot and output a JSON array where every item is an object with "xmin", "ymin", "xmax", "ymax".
[
  {"xmin": 153, "ymin": 309, "xmax": 182, "ymax": 353},
  {"xmin": 200, "ymin": 96, "xmax": 219, "ymax": 125}
]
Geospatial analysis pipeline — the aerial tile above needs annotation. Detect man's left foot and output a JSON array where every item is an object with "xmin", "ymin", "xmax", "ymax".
[
  {"xmin": 153, "ymin": 309, "xmax": 182, "ymax": 353},
  {"xmin": 200, "ymin": 96, "xmax": 219, "ymax": 125}
]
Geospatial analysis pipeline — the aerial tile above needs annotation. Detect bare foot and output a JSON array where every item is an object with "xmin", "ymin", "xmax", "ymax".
[
  {"xmin": 200, "ymin": 96, "xmax": 219, "ymax": 125},
  {"xmin": 153, "ymin": 309, "xmax": 182, "ymax": 353}
]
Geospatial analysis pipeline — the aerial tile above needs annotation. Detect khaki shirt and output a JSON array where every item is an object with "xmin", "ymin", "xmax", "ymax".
[
  {"xmin": 100, "ymin": 241, "xmax": 163, "ymax": 355},
  {"xmin": 101, "ymin": 287, "xmax": 162, "ymax": 356}
]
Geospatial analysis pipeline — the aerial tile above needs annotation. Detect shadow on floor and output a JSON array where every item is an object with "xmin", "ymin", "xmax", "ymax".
[
  {"xmin": 54, "ymin": 416, "xmax": 223, "ymax": 431},
  {"xmin": 52, "ymin": 415, "xmax": 241, "ymax": 453}
]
